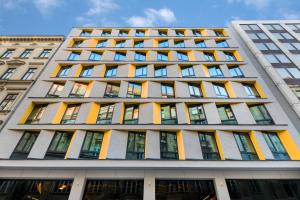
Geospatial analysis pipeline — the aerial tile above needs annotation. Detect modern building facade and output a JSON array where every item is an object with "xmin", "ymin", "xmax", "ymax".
[
  {"xmin": 231, "ymin": 20, "xmax": 300, "ymax": 122},
  {"xmin": 0, "ymin": 27, "xmax": 299, "ymax": 200},
  {"xmin": 0, "ymin": 35, "xmax": 64, "ymax": 128}
]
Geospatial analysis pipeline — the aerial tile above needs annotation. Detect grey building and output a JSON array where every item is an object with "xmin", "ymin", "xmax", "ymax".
[{"xmin": 0, "ymin": 27, "xmax": 299, "ymax": 200}]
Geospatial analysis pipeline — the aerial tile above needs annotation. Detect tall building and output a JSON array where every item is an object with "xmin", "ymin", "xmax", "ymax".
[
  {"xmin": 0, "ymin": 35, "xmax": 64, "ymax": 128},
  {"xmin": 231, "ymin": 20, "xmax": 300, "ymax": 122},
  {"xmin": 0, "ymin": 27, "xmax": 299, "ymax": 200}
]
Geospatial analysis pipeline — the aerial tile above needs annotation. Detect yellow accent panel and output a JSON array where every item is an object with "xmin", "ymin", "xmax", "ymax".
[
  {"xmin": 128, "ymin": 64, "xmax": 135, "ymax": 77},
  {"xmin": 183, "ymin": 103, "xmax": 190, "ymax": 124},
  {"xmin": 225, "ymin": 81, "xmax": 236, "ymax": 98},
  {"xmin": 85, "ymin": 81, "xmax": 94, "ymax": 97},
  {"xmin": 90, "ymin": 39, "xmax": 98, "ymax": 48},
  {"xmin": 177, "ymin": 131, "xmax": 185, "ymax": 160},
  {"xmin": 254, "ymin": 82, "xmax": 267, "ymax": 98},
  {"xmin": 188, "ymin": 51, "xmax": 195, "ymax": 61},
  {"xmin": 110, "ymin": 39, "xmax": 116, "ymax": 47},
  {"xmin": 215, "ymin": 131, "xmax": 225, "ymax": 160},
  {"xmin": 74, "ymin": 65, "xmax": 83, "ymax": 77},
  {"xmin": 19, "ymin": 102, "xmax": 34, "ymax": 124},
  {"xmin": 202, "ymin": 65, "xmax": 210, "ymax": 77},
  {"xmin": 278, "ymin": 130, "xmax": 300, "ymax": 160},
  {"xmin": 86, "ymin": 102, "xmax": 100, "ymax": 124},
  {"xmin": 51, "ymin": 64, "xmax": 61, "ymax": 78},
  {"xmin": 202, "ymin": 30, "xmax": 208, "ymax": 36},
  {"xmin": 99, "ymin": 130, "xmax": 112, "ymax": 159},
  {"xmin": 201, "ymin": 82, "xmax": 207, "ymax": 97},
  {"xmin": 153, "ymin": 103, "xmax": 161, "ymax": 124},
  {"xmin": 141, "ymin": 81, "xmax": 148, "ymax": 98},
  {"xmin": 168, "ymin": 51, "xmax": 173, "ymax": 61},
  {"xmin": 101, "ymin": 65, "xmax": 106, "ymax": 77},
  {"xmin": 249, "ymin": 131, "xmax": 265, "ymax": 160},
  {"xmin": 153, "ymin": 39, "xmax": 158, "ymax": 47},
  {"xmin": 234, "ymin": 51, "xmax": 242, "ymax": 61},
  {"xmin": 119, "ymin": 103, "xmax": 125, "ymax": 124},
  {"xmin": 68, "ymin": 39, "xmax": 75, "ymax": 48},
  {"xmin": 145, "ymin": 51, "xmax": 149, "ymax": 61},
  {"xmin": 213, "ymin": 51, "xmax": 219, "ymax": 61},
  {"xmin": 52, "ymin": 102, "xmax": 67, "ymax": 124},
  {"xmin": 64, "ymin": 131, "xmax": 76, "ymax": 159},
  {"xmin": 145, "ymin": 30, "xmax": 150, "ymax": 37}
]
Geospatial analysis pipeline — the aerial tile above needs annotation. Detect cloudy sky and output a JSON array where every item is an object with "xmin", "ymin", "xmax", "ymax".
[{"xmin": 0, "ymin": 0, "xmax": 300, "ymax": 35}]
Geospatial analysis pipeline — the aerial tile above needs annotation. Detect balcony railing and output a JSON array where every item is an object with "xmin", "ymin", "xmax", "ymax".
[
  {"xmin": 255, "ymin": 119, "xmax": 274, "ymax": 125},
  {"xmin": 190, "ymin": 119, "xmax": 208, "ymax": 125},
  {"xmin": 123, "ymin": 119, "xmax": 138, "ymax": 124},
  {"xmin": 126, "ymin": 152, "xmax": 144, "ymax": 160},
  {"xmin": 240, "ymin": 152, "xmax": 258, "ymax": 160},
  {"xmin": 202, "ymin": 152, "xmax": 220, "ymax": 160},
  {"xmin": 161, "ymin": 119, "xmax": 178, "ymax": 125},
  {"xmin": 161, "ymin": 152, "xmax": 179, "ymax": 160},
  {"xmin": 96, "ymin": 119, "xmax": 112, "ymax": 124},
  {"xmin": 221, "ymin": 119, "xmax": 238, "ymax": 125},
  {"xmin": 79, "ymin": 151, "xmax": 100, "ymax": 159}
]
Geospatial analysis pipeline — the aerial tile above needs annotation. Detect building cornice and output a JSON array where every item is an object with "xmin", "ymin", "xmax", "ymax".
[{"xmin": 0, "ymin": 35, "xmax": 64, "ymax": 42}]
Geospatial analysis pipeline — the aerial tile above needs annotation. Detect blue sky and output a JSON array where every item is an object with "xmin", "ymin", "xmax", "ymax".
[{"xmin": 0, "ymin": 0, "xmax": 300, "ymax": 35}]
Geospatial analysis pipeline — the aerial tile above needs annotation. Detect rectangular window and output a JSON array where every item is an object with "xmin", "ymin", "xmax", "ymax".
[
  {"xmin": 119, "ymin": 30, "xmax": 128, "ymax": 36},
  {"xmin": 80, "ymin": 30, "xmax": 91, "ymax": 36},
  {"xmin": 45, "ymin": 131, "xmax": 72, "ymax": 159},
  {"xmin": 25, "ymin": 104, "xmax": 47, "ymax": 124},
  {"xmin": 188, "ymin": 104, "xmax": 207, "ymax": 124},
  {"xmin": 243, "ymin": 83, "xmax": 260, "ymax": 98},
  {"xmin": 72, "ymin": 40, "xmax": 83, "ymax": 48},
  {"xmin": 276, "ymin": 68, "xmax": 300, "ymax": 79},
  {"xmin": 20, "ymin": 49, "xmax": 33, "ymax": 58},
  {"xmin": 135, "ymin": 65, "xmax": 147, "ymax": 77},
  {"xmin": 161, "ymin": 104, "xmax": 177, "ymax": 124},
  {"xmin": 136, "ymin": 30, "xmax": 145, "ymax": 36},
  {"xmin": 204, "ymin": 52, "xmax": 215, "ymax": 61},
  {"xmin": 155, "ymin": 66, "xmax": 167, "ymax": 77},
  {"xmin": 174, "ymin": 40, "xmax": 185, "ymax": 48},
  {"xmin": 89, "ymin": 52, "xmax": 102, "ymax": 61},
  {"xmin": 0, "ymin": 49, "xmax": 14, "ymax": 58},
  {"xmin": 127, "ymin": 82, "xmax": 142, "ymax": 98},
  {"xmin": 188, "ymin": 84, "xmax": 202, "ymax": 97},
  {"xmin": 96, "ymin": 40, "xmax": 107, "ymax": 48},
  {"xmin": 234, "ymin": 132, "xmax": 258, "ymax": 160},
  {"xmin": 290, "ymin": 85, "xmax": 300, "ymax": 98},
  {"xmin": 80, "ymin": 66, "xmax": 93, "ymax": 77},
  {"xmin": 10, "ymin": 131, "xmax": 38, "ymax": 159},
  {"xmin": 126, "ymin": 132, "xmax": 145, "ymax": 160},
  {"xmin": 124, "ymin": 104, "xmax": 139, "ymax": 124},
  {"xmin": 105, "ymin": 66, "xmax": 117, "ymax": 77},
  {"xmin": 216, "ymin": 40, "xmax": 229, "ymax": 48},
  {"xmin": 47, "ymin": 83, "xmax": 64, "ymax": 97},
  {"xmin": 115, "ymin": 40, "xmax": 126, "ymax": 48},
  {"xmin": 57, "ymin": 66, "xmax": 71, "ymax": 77},
  {"xmin": 104, "ymin": 83, "xmax": 120, "ymax": 97},
  {"xmin": 195, "ymin": 40, "xmax": 206, "ymax": 48},
  {"xmin": 181, "ymin": 66, "xmax": 195, "ymax": 77},
  {"xmin": 214, "ymin": 30, "xmax": 224, "ymax": 37},
  {"xmin": 208, "ymin": 66, "xmax": 224, "ymax": 77},
  {"xmin": 22, "ymin": 68, "xmax": 36, "ymax": 80},
  {"xmin": 265, "ymin": 54, "xmax": 291, "ymax": 64},
  {"xmin": 61, "ymin": 104, "xmax": 80, "ymax": 124},
  {"xmin": 101, "ymin": 30, "xmax": 111, "ymax": 36},
  {"xmin": 158, "ymin": 30, "xmax": 167, "ymax": 36},
  {"xmin": 199, "ymin": 132, "xmax": 220, "ymax": 160},
  {"xmin": 161, "ymin": 83, "xmax": 174, "ymax": 98},
  {"xmin": 224, "ymin": 52, "xmax": 237, "ymax": 61},
  {"xmin": 158, "ymin": 40, "xmax": 169, "ymax": 47},
  {"xmin": 69, "ymin": 82, "xmax": 88, "ymax": 97},
  {"xmin": 134, "ymin": 40, "xmax": 144, "ymax": 48},
  {"xmin": 160, "ymin": 132, "xmax": 178, "ymax": 159},
  {"xmin": 1, "ymin": 68, "xmax": 15, "ymax": 80},
  {"xmin": 68, "ymin": 52, "xmax": 80, "ymax": 60},
  {"xmin": 263, "ymin": 132, "xmax": 289, "ymax": 160},
  {"xmin": 213, "ymin": 83, "xmax": 228, "ymax": 98},
  {"xmin": 249, "ymin": 104, "xmax": 274, "ymax": 125},
  {"xmin": 217, "ymin": 105, "xmax": 237, "ymax": 125},
  {"xmin": 229, "ymin": 66, "xmax": 244, "ymax": 77},
  {"xmin": 193, "ymin": 30, "xmax": 202, "ymax": 36},
  {"xmin": 0, "ymin": 94, "xmax": 18, "ymax": 111},
  {"xmin": 96, "ymin": 104, "xmax": 114, "ymax": 124},
  {"xmin": 175, "ymin": 30, "xmax": 184, "ymax": 36},
  {"xmin": 177, "ymin": 52, "xmax": 189, "ymax": 61},
  {"xmin": 135, "ymin": 52, "xmax": 146, "ymax": 61},
  {"xmin": 80, "ymin": 131, "xmax": 103, "ymax": 159},
  {"xmin": 157, "ymin": 52, "xmax": 168, "ymax": 61},
  {"xmin": 114, "ymin": 52, "xmax": 126, "ymax": 61},
  {"xmin": 39, "ymin": 49, "xmax": 51, "ymax": 58}
]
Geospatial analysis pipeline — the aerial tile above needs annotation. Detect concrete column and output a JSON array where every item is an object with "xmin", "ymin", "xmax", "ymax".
[
  {"xmin": 0, "ymin": 130, "xmax": 23, "ymax": 158},
  {"xmin": 106, "ymin": 130, "xmax": 128, "ymax": 159},
  {"xmin": 89, "ymin": 81, "xmax": 107, "ymax": 97},
  {"xmin": 194, "ymin": 65, "xmax": 206, "ymax": 77},
  {"xmin": 68, "ymin": 64, "xmax": 81, "ymax": 77},
  {"xmin": 143, "ymin": 172, "xmax": 156, "ymax": 200},
  {"xmin": 60, "ymin": 80, "xmax": 74, "ymax": 97},
  {"xmin": 75, "ymin": 103, "xmax": 90, "ymax": 124},
  {"xmin": 231, "ymin": 81, "xmax": 247, "ymax": 98},
  {"xmin": 139, "ymin": 103, "xmax": 153, "ymax": 124},
  {"xmin": 217, "ymin": 130, "xmax": 242, "ymax": 160},
  {"xmin": 202, "ymin": 81, "xmax": 216, "ymax": 97},
  {"xmin": 176, "ymin": 103, "xmax": 189, "ymax": 124},
  {"xmin": 231, "ymin": 103, "xmax": 256, "ymax": 124},
  {"xmin": 253, "ymin": 131, "xmax": 274, "ymax": 160},
  {"xmin": 66, "ymin": 130, "xmax": 86, "ymax": 159},
  {"xmin": 265, "ymin": 103, "xmax": 288, "ymax": 125},
  {"xmin": 148, "ymin": 64, "xmax": 154, "ymax": 77},
  {"xmin": 167, "ymin": 64, "xmax": 179, "ymax": 77},
  {"xmin": 214, "ymin": 176, "xmax": 231, "ymax": 200},
  {"xmin": 203, "ymin": 103, "xmax": 221, "ymax": 124},
  {"xmin": 117, "ymin": 64, "xmax": 130, "ymax": 77},
  {"xmin": 145, "ymin": 130, "xmax": 160, "ymax": 159},
  {"xmin": 175, "ymin": 81, "xmax": 190, "ymax": 98},
  {"xmin": 102, "ymin": 50, "xmax": 114, "ymax": 60},
  {"xmin": 28, "ymin": 80, "xmax": 52, "ymax": 97},
  {"xmin": 148, "ymin": 50, "xmax": 156, "ymax": 61},
  {"xmin": 148, "ymin": 81, "xmax": 161, "ymax": 98},
  {"xmin": 220, "ymin": 64, "xmax": 231, "ymax": 77},
  {"xmin": 193, "ymin": 51, "xmax": 203, "ymax": 61},
  {"xmin": 126, "ymin": 51, "xmax": 135, "ymax": 61},
  {"xmin": 92, "ymin": 64, "xmax": 105, "ymax": 77},
  {"xmin": 28, "ymin": 130, "xmax": 55, "ymax": 159},
  {"xmin": 181, "ymin": 130, "xmax": 203, "ymax": 159},
  {"xmin": 119, "ymin": 80, "xmax": 128, "ymax": 97},
  {"xmin": 39, "ymin": 102, "xmax": 62, "ymax": 124},
  {"xmin": 111, "ymin": 102, "xmax": 123, "ymax": 124},
  {"xmin": 68, "ymin": 172, "xmax": 86, "ymax": 200}
]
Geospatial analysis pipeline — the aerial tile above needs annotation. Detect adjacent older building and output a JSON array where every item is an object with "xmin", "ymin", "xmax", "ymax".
[
  {"xmin": 0, "ymin": 27, "xmax": 299, "ymax": 200},
  {"xmin": 0, "ymin": 36, "xmax": 64, "ymax": 128}
]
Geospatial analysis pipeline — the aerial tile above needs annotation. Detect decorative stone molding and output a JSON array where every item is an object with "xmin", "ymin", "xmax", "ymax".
[
  {"xmin": 6, "ymin": 60, "xmax": 26, "ymax": 66},
  {"xmin": 29, "ymin": 62, "xmax": 44, "ymax": 65},
  {"xmin": 0, "ymin": 61, "xmax": 5, "ymax": 65}
]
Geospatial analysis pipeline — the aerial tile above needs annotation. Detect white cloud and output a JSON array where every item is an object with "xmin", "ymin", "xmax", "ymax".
[
  {"xmin": 0, "ymin": 0, "xmax": 26, "ymax": 9},
  {"xmin": 33, "ymin": 0, "xmax": 63, "ymax": 15},
  {"xmin": 86, "ymin": 0, "xmax": 119, "ymax": 16},
  {"xmin": 227, "ymin": 0, "xmax": 271, "ymax": 9},
  {"xmin": 126, "ymin": 8, "xmax": 176, "ymax": 27}
]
